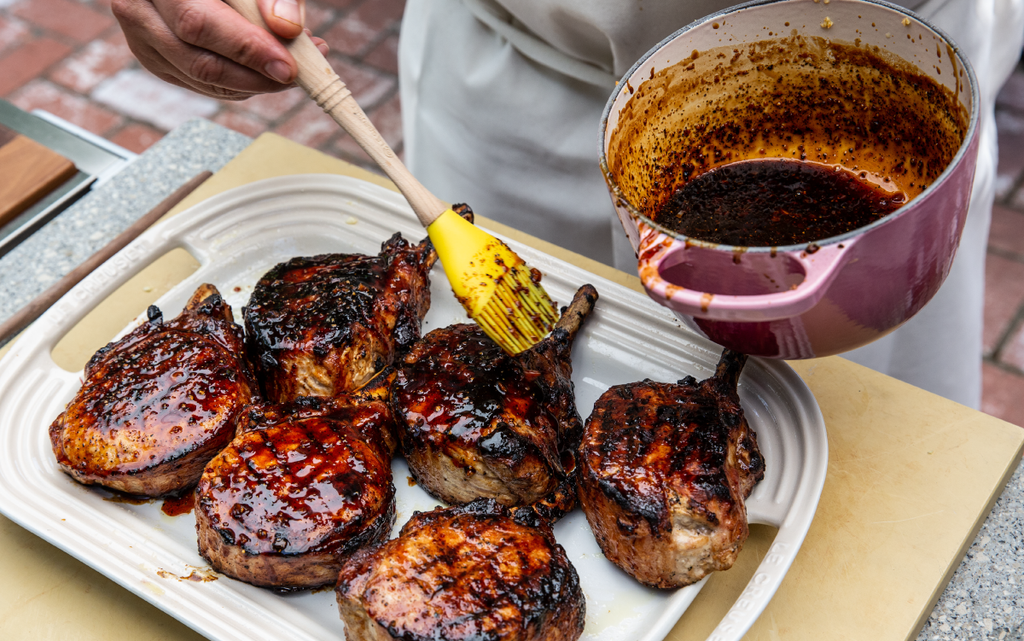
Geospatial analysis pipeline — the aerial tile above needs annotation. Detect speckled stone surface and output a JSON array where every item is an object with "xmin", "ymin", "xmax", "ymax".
[
  {"xmin": 0, "ymin": 118, "xmax": 1019, "ymax": 639},
  {"xmin": 0, "ymin": 119, "xmax": 250, "ymax": 328},
  {"xmin": 917, "ymin": 460, "xmax": 1024, "ymax": 641}
]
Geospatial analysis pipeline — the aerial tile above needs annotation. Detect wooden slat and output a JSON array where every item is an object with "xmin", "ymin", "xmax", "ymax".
[{"xmin": 0, "ymin": 124, "xmax": 77, "ymax": 226}]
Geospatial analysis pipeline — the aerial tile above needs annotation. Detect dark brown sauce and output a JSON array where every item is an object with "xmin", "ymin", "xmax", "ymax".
[
  {"xmin": 651, "ymin": 159, "xmax": 905, "ymax": 246},
  {"xmin": 102, "ymin": 492, "xmax": 149, "ymax": 505},
  {"xmin": 161, "ymin": 490, "xmax": 196, "ymax": 516},
  {"xmin": 608, "ymin": 36, "xmax": 969, "ymax": 235}
]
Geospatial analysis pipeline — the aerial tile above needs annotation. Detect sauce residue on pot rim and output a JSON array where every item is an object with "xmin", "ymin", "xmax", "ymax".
[{"xmin": 608, "ymin": 34, "xmax": 969, "ymax": 244}]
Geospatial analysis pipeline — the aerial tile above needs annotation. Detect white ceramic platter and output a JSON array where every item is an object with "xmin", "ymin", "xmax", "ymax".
[{"xmin": 0, "ymin": 175, "xmax": 827, "ymax": 641}]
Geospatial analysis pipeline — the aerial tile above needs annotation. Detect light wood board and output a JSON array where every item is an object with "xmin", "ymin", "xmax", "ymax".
[
  {"xmin": 0, "ymin": 123, "xmax": 76, "ymax": 225},
  {"xmin": 1, "ymin": 133, "xmax": 1020, "ymax": 641}
]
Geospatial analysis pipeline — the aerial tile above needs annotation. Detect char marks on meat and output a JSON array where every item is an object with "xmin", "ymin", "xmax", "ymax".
[
  {"xmin": 49, "ymin": 284, "xmax": 255, "ymax": 497},
  {"xmin": 392, "ymin": 284, "xmax": 598, "ymax": 521},
  {"xmin": 336, "ymin": 499, "xmax": 585, "ymax": 641},
  {"xmin": 578, "ymin": 349, "xmax": 765, "ymax": 589},
  {"xmin": 195, "ymin": 374, "xmax": 396, "ymax": 590},
  {"xmin": 244, "ymin": 227, "xmax": 444, "ymax": 403}
]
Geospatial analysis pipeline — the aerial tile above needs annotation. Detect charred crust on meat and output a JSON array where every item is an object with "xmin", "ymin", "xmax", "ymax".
[
  {"xmin": 478, "ymin": 422, "xmax": 529, "ymax": 462},
  {"xmin": 596, "ymin": 475, "xmax": 664, "ymax": 530},
  {"xmin": 84, "ymin": 343, "xmax": 115, "ymax": 375},
  {"xmin": 49, "ymin": 284, "xmax": 256, "ymax": 498},
  {"xmin": 392, "ymin": 285, "xmax": 598, "ymax": 521},
  {"xmin": 578, "ymin": 348, "xmax": 765, "ymax": 589},
  {"xmin": 194, "ymin": 293, "xmax": 224, "ymax": 317},
  {"xmin": 453, "ymin": 202, "xmax": 474, "ymax": 224},
  {"xmin": 459, "ymin": 497, "xmax": 507, "ymax": 517},
  {"xmin": 243, "ymin": 236, "xmax": 437, "ymax": 402},
  {"xmin": 195, "ymin": 395, "xmax": 397, "ymax": 590},
  {"xmin": 335, "ymin": 500, "xmax": 584, "ymax": 641},
  {"xmin": 511, "ymin": 505, "xmax": 543, "ymax": 529}
]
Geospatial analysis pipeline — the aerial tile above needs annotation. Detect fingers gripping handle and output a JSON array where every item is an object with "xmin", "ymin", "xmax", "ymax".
[{"xmin": 223, "ymin": 0, "xmax": 449, "ymax": 228}]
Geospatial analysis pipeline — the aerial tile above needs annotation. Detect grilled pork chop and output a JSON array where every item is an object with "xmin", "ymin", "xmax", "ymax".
[
  {"xmin": 392, "ymin": 284, "xmax": 597, "ymax": 521},
  {"xmin": 195, "ymin": 374, "xmax": 396, "ymax": 590},
  {"xmin": 578, "ymin": 349, "xmax": 765, "ymax": 589},
  {"xmin": 336, "ymin": 499, "xmax": 585, "ymax": 641},
  {"xmin": 49, "ymin": 284, "xmax": 255, "ymax": 497},
  {"xmin": 243, "ymin": 224, "xmax": 446, "ymax": 403}
]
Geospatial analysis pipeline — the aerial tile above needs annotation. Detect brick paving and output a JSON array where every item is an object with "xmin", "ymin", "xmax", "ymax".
[
  {"xmin": 0, "ymin": 0, "xmax": 404, "ymax": 159},
  {"xmin": 986, "ymin": 66, "xmax": 1024, "ymax": 426},
  {"xmin": 1, "ymin": 0, "xmax": 1024, "ymax": 425}
]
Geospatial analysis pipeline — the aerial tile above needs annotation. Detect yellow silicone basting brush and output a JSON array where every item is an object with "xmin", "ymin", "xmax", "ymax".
[{"xmin": 226, "ymin": 0, "xmax": 559, "ymax": 354}]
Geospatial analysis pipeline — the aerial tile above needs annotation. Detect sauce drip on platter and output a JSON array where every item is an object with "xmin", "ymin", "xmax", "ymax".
[
  {"xmin": 162, "ymin": 490, "xmax": 196, "ymax": 516},
  {"xmin": 651, "ymin": 159, "xmax": 906, "ymax": 246}
]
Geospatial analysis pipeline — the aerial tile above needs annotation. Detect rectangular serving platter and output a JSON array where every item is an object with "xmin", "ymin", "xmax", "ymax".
[{"xmin": 0, "ymin": 175, "xmax": 827, "ymax": 641}]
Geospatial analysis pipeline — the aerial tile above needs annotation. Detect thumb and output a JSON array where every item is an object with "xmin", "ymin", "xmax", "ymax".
[{"xmin": 258, "ymin": 0, "xmax": 305, "ymax": 39}]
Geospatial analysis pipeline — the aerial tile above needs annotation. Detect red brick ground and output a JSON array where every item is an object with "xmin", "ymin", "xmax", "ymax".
[
  {"xmin": 1, "ymin": 0, "xmax": 1024, "ymax": 426},
  {"xmin": 988, "ymin": 70, "xmax": 1024, "ymax": 425},
  {"xmin": 0, "ymin": 0, "xmax": 404, "ymax": 169}
]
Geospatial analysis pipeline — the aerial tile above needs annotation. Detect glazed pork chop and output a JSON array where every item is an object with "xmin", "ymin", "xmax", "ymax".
[
  {"xmin": 391, "ymin": 284, "xmax": 597, "ymax": 521},
  {"xmin": 195, "ymin": 375, "xmax": 396, "ymax": 590},
  {"xmin": 336, "ymin": 499, "xmax": 585, "ymax": 641},
  {"xmin": 578, "ymin": 349, "xmax": 765, "ymax": 588},
  {"xmin": 49, "ymin": 284, "xmax": 255, "ymax": 497},
  {"xmin": 243, "ymin": 219, "xmax": 450, "ymax": 403}
]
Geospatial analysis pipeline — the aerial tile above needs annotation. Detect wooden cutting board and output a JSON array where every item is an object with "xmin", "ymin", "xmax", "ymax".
[
  {"xmin": 1, "ymin": 133, "xmax": 1021, "ymax": 641},
  {"xmin": 0, "ymin": 123, "xmax": 77, "ymax": 226}
]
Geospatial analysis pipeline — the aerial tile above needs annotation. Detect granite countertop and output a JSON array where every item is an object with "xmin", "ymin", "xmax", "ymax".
[
  {"xmin": 0, "ymin": 119, "xmax": 250, "ymax": 325},
  {"xmin": 0, "ymin": 119, "xmax": 1020, "ymax": 641}
]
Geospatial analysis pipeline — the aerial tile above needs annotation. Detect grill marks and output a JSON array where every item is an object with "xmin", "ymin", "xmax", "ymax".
[
  {"xmin": 590, "ymin": 381, "xmax": 737, "ymax": 530},
  {"xmin": 46, "ymin": 228, "xmax": 772, "ymax": 636},
  {"xmin": 335, "ymin": 500, "xmax": 585, "ymax": 641},
  {"xmin": 195, "ymin": 391, "xmax": 397, "ymax": 590},
  {"xmin": 49, "ymin": 235, "xmax": 589, "ymax": 640},
  {"xmin": 578, "ymin": 349, "xmax": 765, "ymax": 589},
  {"xmin": 188, "ymin": 235, "xmax": 435, "ymax": 590},
  {"xmin": 75, "ymin": 332, "xmax": 238, "ymax": 450},
  {"xmin": 244, "ymin": 233, "xmax": 437, "ymax": 403},
  {"xmin": 392, "ymin": 285, "xmax": 598, "ymax": 522},
  {"xmin": 202, "ymin": 419, "xmax": 381, "ymax": 553},
  {"xmin": 394, "ymin": 324, "xmax": 562, "ymax": 491},
  {"xmin": 192, "ymin": 236, "xmax": 433, "ymax": 589}
]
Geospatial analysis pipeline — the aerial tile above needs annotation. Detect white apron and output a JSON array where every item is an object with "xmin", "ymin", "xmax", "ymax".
[{"xmin": 398, "ymin": 0, "xmax": 1024, "ymax": 407}]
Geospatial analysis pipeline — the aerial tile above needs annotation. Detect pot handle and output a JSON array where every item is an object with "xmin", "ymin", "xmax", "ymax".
[{"xmin": 639, "ymin": 232, "xmax": 855, "ymax": 322}]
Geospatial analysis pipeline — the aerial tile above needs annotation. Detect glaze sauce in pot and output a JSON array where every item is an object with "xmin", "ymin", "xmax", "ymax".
[
  {"xmin": 608, "ymin": 35, "xmax": 970, "ymax": 248},
  {"xmin": 651, "ymin": 159, "xmax": 906, "ymax": 246}
]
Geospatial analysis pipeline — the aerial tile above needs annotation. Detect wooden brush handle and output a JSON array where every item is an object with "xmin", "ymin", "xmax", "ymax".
[{"xmin": 225, "ymin": 0, "xmax": 449, "ymax": 228}]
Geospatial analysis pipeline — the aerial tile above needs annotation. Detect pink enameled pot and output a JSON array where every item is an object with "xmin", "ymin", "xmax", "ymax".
[{"xmin": 600, "ymin": 0, "xmax": 979, "ymax": 359}]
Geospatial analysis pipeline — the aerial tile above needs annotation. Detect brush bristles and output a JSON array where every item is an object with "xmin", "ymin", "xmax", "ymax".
[{"xmin": 473, "ymin": 267, "xmax": 559, "ymax": 354}]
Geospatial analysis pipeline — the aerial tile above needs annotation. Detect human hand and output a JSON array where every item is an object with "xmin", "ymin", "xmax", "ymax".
[{"xmin": 112, "ymin": 0, "xmax": 330, "ymax": 100}]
